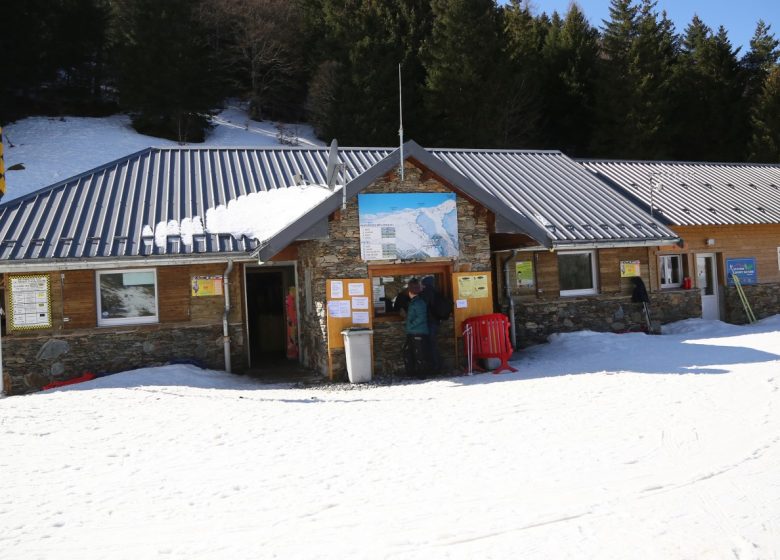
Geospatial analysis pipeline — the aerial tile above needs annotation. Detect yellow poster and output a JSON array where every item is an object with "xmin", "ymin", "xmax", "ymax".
[
  {"xmin": 191, "ymin": 275, "xmax": 224, "ymax": 296},
  {"xmin": 458, "ymin": 274, "xmax": 489, "ymax": 299},
  {"xmin": 620, "ymin": 261, "xmax": 641, "ymax": 278}
]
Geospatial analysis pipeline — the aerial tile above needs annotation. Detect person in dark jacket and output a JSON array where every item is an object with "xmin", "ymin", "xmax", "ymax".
[
  {"xmin": 419, "ymin": 275, "xmax": 442, "ymax": 373},
  {"xmin": 404, "ymin": 279, "xmax": 429, "ymax": 378}
]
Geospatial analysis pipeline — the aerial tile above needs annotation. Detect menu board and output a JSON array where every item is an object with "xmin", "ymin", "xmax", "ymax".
[{"xmin": 9, "ymin": 274, "xmax": 52, "ymax": 330}]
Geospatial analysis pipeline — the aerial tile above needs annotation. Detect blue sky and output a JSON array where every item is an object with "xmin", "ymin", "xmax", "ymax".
[
  {"xmin": 526, "ymin": 1, "xmax": 779, "ymax": 52},
  {"xmin": 358, "ymin": 193, "xmax": 454, "ymax": 215}
]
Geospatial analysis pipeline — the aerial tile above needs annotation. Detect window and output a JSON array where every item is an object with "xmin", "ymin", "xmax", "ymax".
[
  {"xmin": 659, "ymin": 254, "xmax": 682, "ymax": 288},
  {"xmin": 558, "ymin": 250, "xmax": 598, "ymax": 296},
  {"xmin": 367, "ymin": 263, "xmax": 452, "ymax": 320},
  {"xmin": 96, "ymin": 269, "xmax": 158, "ymax": 326}
]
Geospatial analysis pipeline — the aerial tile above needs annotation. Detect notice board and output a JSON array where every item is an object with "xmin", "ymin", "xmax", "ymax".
[
  {"xmin": 452, "ymin": 271, "xmax": 493, "ymax": 337},
  {"xmin": 726, "ymin": 257, "xmax": 757, "ymax": 285},
  {"xmin": 8, "ymin": 274, "xmax": 52, "ymax": 330},
  {"xmin": 326, "ymin": 278, "xmax": 373, "ymax": 380}
]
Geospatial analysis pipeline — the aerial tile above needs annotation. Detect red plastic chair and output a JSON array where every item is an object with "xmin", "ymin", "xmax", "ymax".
[{"xmin": 462, "ymin": 313, "xmax": 518, "ymax": 374}]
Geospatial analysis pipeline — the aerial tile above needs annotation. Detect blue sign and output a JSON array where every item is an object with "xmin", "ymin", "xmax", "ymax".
[{"xmin": 726, "ymin": 258, "xmax": 758, "ymax": 285}]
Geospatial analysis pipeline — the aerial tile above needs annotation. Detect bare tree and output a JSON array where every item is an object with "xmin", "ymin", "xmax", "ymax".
[{"xmin": 204, "ymin": 0, "xmax": 303, "ymax": 121}]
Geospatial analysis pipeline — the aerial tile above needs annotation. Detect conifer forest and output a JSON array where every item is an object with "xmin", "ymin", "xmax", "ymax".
[{"xmin": 2, "ymin": 0, "xmax": 779, "ymax": 162}]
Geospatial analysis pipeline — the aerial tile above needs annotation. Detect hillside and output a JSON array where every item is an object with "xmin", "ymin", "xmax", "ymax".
[{"xmin": 1, "ymin": 104, "xmax": 322, "ymax": 202}]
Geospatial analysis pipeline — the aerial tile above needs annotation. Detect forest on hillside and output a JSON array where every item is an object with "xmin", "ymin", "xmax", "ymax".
[{"xmin": 2, "ymin": 0, "xmax": 779, "ymax": 162}]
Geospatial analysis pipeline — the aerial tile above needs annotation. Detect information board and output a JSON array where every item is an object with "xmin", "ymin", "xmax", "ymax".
[
  {"xmin": 191, "ymin": 275, "xmax": 224, "ymax": 296},
  {"xmin": 326, "ymin": 278, "xmax": 374, "ymax": 380},
  {"xmin": 9, "ymin": 274, "xmax": 52, "ymax": 330},
  {"xmin": 620, "ymin": 260, "xmax": 641, "ymax": 278},
  {"xmin": 515, "ymin": 260, "xmax": 535, "ymax": 288},
  {"xmin": 726, "ymin": 257, "xmax": 757, "ymax": 285},
  {"xmin": 452, "ymin": 271, "xmax": 493, "ymax": 341}
]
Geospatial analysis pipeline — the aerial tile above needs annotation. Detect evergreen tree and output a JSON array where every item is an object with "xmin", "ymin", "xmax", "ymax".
[
  {"xmin": 748, "ymin": 66, "xmax": 780, "ymax": 162},
  {"xmin": 592, "ymin": 0, "xmax": 678, "ymax": 159},
  {"xmin": 671, "ymin": 19, "xmax": 746, "ymax": 160},
  {"xmin": 500, "ymin": 0, "xmax": 548, "ymax": 147},
  {"xmin": 742, "ymin": 20, "xmax": 780, "ymax": 102},
  {"xmin": 422, "ymin": 0, "xmax": 506, "ymax": 147},
  {"xmin": 539, "ymin": 4, "xmax": 600, "ymax": 154},
  {"xmin": 110, "ymin": 0, "xmax": 226, "ymax": 142},
  {"xmin": 305, "ymin": 0, "xmax": 432, "ymax": 145}
]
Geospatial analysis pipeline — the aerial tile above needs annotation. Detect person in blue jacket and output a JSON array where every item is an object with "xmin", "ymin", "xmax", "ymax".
[{"xmin": 404, "ymin": 279, "xmax": 429, "ymax": 378}]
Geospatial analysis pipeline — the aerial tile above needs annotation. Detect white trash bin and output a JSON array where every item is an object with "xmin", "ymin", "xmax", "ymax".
[{"xmin": 341, "ymin": 328, "xmax": 373, "ymax": 383}]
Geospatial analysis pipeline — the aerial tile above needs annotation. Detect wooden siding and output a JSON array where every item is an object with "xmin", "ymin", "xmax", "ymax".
[
  {"xmin": 655, "ymin": 224, "xmax": 780, "ymax": 286},
  {"xmin": 62, "ymin": 270, "xmax": 96, "ymax": 329},
  {"xmin": 158, "ymin": 266, "xmax": 191, "ymax": 323}
]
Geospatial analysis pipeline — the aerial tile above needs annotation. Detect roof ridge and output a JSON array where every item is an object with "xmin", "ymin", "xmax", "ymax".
[{"xmin": 579, "ymin": 157, "xmax": 780, "ymax": 168}]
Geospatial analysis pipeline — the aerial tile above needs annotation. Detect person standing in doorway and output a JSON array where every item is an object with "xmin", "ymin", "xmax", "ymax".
[
  {"xmin": 420, "ymin": 275, "xmax": 442, "ymax": 374},
  {"xmin": 404, "ymin": 279, "xmax": 429, "ymax": 379}
]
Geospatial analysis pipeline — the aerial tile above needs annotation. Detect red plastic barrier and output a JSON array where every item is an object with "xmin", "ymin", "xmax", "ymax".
[
  {"xmin": 42, "ymin": 372, "xmax": 96, "ymax": 390},
  {"xmin": 462, "ymin": 313, "xmax": 518, "ymax": 374}
]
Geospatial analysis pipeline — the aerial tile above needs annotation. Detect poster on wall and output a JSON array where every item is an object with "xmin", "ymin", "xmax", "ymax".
[
  {"xmin": 358, "ymin": 193, "xmax": 458, "ymax": 261},
  {"xmin": 191, "ymin": 275, "xmax": 224, "ymax": 296},
  {"xmin": 9, "ymin": 275, "xmax": 51, "ymax": 330},
  {"xmin": 620, "ymin": 260, "xmax": 641, "ymax": 278},
  {"xmin": 515, "ymin": 261, "xmax": 535, "ymax": 288},
  {"xmin": 726, "ymin": 257, "xmax": 758, "ymax": 285},
  {"xmin": 457, "ymin": 274, "xmax": 489, "ymax": 298}
]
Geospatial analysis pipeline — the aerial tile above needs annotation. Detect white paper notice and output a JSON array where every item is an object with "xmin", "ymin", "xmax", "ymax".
[
  {"xmin": 352, "ymin": 311, "xmax": 370, "ymax": 324},
  {"xmin": 456, "ymin": 299, "xmax": 468, "ymax": 309},
  {"xmin": 352, "ymin": 296, "xmax": 369, "ymax": 310},
  {"xmin": 348, "ymin": 282, "xmax": 365, "ymax": 296},
  {"xmin": 330, "ymin": 281, "xmax": 344, "ymax": 299},
  {"xmin": 327, "ymin": 300, "xmax": 351, "ymax": 318}
]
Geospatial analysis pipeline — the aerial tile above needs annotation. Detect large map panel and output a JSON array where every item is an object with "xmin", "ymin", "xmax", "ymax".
[{"xmin": 358, "ymin": 193, "xmax": 458, "ymax": 261}]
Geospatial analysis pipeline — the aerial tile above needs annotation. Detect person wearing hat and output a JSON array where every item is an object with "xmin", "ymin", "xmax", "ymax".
[
  {"xmin": 404, "ymin": 278, "xmax": 430, "ymax": 378},
  {"xmin": 419, "ymin": 275, "xmax": 442, "ymax": 374}
]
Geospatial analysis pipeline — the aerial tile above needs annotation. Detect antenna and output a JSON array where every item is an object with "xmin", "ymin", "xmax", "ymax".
[
  {"xmin": 326, "ymin": 139, "xmax": 339, "ymax": 189},
  {"xmin": 398, "ymin": 63, "xmax": 404, "ymax": 181}
]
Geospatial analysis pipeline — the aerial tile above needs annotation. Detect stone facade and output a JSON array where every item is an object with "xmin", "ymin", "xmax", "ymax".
[
  {"xmin": 1, "ymin": 323, "xmax": 246, "ymax": 395},
  {"xmin": 724, "ymin": 282, "xmax": 780, "ymax": 324},
  {"xmin": 296, "ymin": 161, "xmax": 492, "ymax": 379},
  {"xmin": 513, "ymin": 289, "xmax": 701, "ymax": 346}
]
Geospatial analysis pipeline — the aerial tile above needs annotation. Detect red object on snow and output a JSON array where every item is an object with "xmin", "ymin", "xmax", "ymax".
[
  {"xmin": 462, "ymin": 313, "xmax": 518, "ymax": 375},
  {"xmin": 43, "ymin": 372, "xmax": 96, "ymax": 390}
]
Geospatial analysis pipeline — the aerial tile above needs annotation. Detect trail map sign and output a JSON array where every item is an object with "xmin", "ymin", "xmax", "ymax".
[
  {"xmin": 358, "ymin": 193, "xmax": 458, "ymax": 261},
  {"xmin": 9, "ymin": 275, "xmax": 51, "ymax": 330}
]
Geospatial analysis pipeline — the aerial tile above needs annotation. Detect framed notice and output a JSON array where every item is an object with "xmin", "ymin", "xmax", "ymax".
[
  {"xmin": 191, "ymin": 275, "xmax": 224, "ymax": 296},
  {"xmin": 620, "ymin": 261, "xmax": 641, "ymax": 278},
  {"xmin": 726, "ymin": 258, "xmax": 757, "ymax": 286},
  {"xmin": 8, "ymin": 274, "xmax": 52, "ymax": 330}
]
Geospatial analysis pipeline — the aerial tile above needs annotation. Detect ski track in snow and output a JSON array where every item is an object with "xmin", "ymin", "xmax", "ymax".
[{"xmin": 1, "ymin": 317, "xmax": 780, "ymax": 558}]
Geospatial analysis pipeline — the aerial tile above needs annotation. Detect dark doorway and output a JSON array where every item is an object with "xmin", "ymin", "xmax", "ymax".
[{"xmin": 245, "ymin": 266, "xmax": 297, "ymax": 368}]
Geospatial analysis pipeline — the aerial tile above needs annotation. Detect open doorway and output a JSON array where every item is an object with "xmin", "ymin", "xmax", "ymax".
[{"xmin": 244, "ymin": 265, "xmax": 298, "ymax": 368}]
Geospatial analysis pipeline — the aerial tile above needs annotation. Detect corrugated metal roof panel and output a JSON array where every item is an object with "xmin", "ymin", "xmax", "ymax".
[
  {"xmin": 581, "ymin": 159, "xmax": 780, "ymax": 226},
  {"xmin": 0, "ymin": 145, "xmax": 678, "ymax": 264}
]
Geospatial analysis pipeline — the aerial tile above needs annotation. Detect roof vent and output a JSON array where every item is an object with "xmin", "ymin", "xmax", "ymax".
[
  {"xmin": 708, "ymin": 207, "xmax": 717, "ymax": 213},
  {"xmin": 733, "ymin": 207, "xmax": 742, "ymax": 213},
  {"xmin": 758, "ymin": 206, "xmax": 766, "ymax": 212},
  {"xmin": 681, "ymin": 207, "xmax": 691, "ymax": 213}
]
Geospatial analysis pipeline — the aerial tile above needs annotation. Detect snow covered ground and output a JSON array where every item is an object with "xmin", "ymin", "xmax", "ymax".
[
  {"xmin": 1, "ymin": 104, "xmax": 323, "ymax": 201},
  {"xmin": 2, "ymin": 317, "xmax": 780, "ymax": 559}
]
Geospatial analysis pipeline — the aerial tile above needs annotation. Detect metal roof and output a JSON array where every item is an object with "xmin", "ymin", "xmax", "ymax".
[
  {"xmin": 0, "ymin": 143, "xmax": 679, "ymax": 265},
  {"xmin": 581, "ymin": 159, "xmax": 780, "ymax": 226}
]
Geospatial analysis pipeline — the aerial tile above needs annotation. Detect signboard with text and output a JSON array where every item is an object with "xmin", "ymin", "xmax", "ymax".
[{"xmin": 726, "ymin": 257, "xmax": 757, "ymax": 285}]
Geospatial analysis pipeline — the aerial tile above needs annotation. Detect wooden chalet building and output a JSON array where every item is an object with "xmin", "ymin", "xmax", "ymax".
[
  {"xmin": 1, "ymin": 140, "xmax": 741, "ymax": 395},
  {"xmin": 583, "ymin": 159, "xmax": 780, "ymax": 325}
]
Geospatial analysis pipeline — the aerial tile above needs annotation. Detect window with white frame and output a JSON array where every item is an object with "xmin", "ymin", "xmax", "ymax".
[
  {"xmin": 659, "ymin": 254, "xmax": 682, "ymax": 288},
  {"xmin": 558, "ymin": 250, "xmax": 598, "ymax": 296},
  {"xmin": 96, "ymin": 269, "xmax": 159, "ymax": 326}
]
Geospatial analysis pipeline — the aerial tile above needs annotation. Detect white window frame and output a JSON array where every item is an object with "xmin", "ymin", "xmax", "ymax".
[
  {"xmin": 96, "ymin": 268, "xmax": 159, "ymax": 326},
  {"xmin": 659, "ymin": 254, "xmax": 682, "ymax": 289},
  {"xmin": 558, "ymin": 250, "xmax": 599, "ymax": 297}
]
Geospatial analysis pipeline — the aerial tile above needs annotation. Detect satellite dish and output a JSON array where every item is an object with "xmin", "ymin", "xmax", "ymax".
[{"xmin": 326, "ymin": 139, "xmax": 340, "ymax": 190}]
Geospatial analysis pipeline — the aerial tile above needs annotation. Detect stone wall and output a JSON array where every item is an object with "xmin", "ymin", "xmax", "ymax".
[
  {"xmin": 296, "ymin": 161, "xmax": 492, "ymax": 379},
  {"xmin": 724, "ymin": 282, "xmax": 780, "ymax": 324},
  {"xmin": 1, "ymin": 323, "xmax": 246, "ymax": 395},
  {"xmin": 514, "ymin": 289, "xmax": 701, "ymax": 346}
]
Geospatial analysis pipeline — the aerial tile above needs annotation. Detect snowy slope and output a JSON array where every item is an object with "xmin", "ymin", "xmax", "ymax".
[
  {"xmin": 0, "ymin": 104, "xmax": 323, "ymax": 202},
  {"xmin": 2, "ymin": 317, "xmax": 779, "ymax": 559}
]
